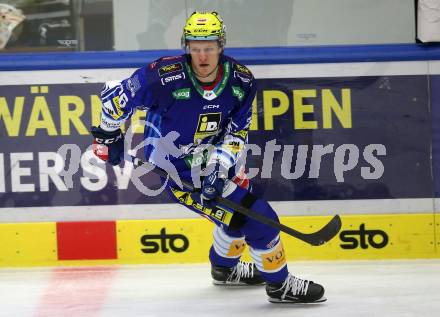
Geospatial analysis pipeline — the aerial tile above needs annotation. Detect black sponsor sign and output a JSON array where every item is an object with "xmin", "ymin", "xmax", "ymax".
[
  {"xmin": 339, "ymin": 224, "xmax": 389, "ymax": 249},
  {"xmin": 140, "ymin": 228, "xmax": 189, "ymax": 253}
]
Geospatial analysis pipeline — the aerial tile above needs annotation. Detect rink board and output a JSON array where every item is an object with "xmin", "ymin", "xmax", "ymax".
[
  {"xmin": 0, "ymin": 60, "xmax": 440, "ymax": 218},
  {"xmin": 0, "ymin": 213, "xmax": 438, "ymax": 267},
  {"xmin": 1, "ymin": 48, "xmax": 440, "ymax": 269}
]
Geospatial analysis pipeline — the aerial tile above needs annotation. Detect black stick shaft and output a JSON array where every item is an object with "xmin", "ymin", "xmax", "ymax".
[{"xmin": 128, "ymin": 155, "xmax": 341, "ymax": 246}]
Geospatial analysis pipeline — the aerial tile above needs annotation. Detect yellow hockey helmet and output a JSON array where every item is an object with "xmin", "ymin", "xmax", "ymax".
[{"xmin": 181, "ymin": 11, "xmax": 226, "ymax": 50}]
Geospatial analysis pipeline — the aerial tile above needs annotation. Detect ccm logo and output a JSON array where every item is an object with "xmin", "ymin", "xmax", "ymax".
[
  {"xmin": 94, "ymin": 134, "xmax": 122, "ymax": 145},
  {"xmin": 141, "ymin": 228, "xmax": 189, "ymax": 253},
  {"xmin": 203, "ymin": 104, "xmax": 220, "ymax": 110},
  {"xmin": 339, "ymin": 224, "xmax": 389, "ymax": 249}
]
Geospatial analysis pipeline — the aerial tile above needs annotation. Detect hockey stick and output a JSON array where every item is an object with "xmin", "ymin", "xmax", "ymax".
[{"xmin": 127, "ymin": 155, "xmax": 342, "ymax": 246}]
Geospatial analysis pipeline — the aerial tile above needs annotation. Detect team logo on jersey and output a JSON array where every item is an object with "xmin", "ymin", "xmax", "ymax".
[
  {"xmin": 172, "ymin": 88, "xmax": 191, "ymax": 99},
  {"xmin": 203, "ymin": 90, "xmax": 217, "ymax": 100},
  {"xmin": 194, "ymin": 112, "xmax": 221, "ymax": 142},
  {"xmin": 233, "ymin": 63, "xmax": 252, "ymax": 83},
  {"xmin": 158, "ymin": 62, "xmax": 183, "ymax": 77},
  {"xmin": 161, "ymin": 72, "xmax": 186, "ymax": 85},
  {"xmin": 234, "ymin": 71, "xmax": 251, "ymax": 83}
]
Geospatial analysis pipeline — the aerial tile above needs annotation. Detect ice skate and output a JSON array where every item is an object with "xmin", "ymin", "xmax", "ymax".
[
  {"xmin": 212, "ymin": 261, "xmax": 265, "ymax": 286},
  {"xmin": 266, "ymin": 273, "xmax": 326, "ymax": 303}
]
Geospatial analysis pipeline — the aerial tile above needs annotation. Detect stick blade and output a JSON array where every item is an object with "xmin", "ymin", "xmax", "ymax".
[{"xmin": 303, "ymin": 214, "xmax": 342, "ymax": 246}]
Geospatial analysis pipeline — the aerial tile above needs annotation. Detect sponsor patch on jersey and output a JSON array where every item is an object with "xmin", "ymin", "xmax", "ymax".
[
  {"xmin": 161, "ymin": 72, "xmax": 186, "ymax": 85},
  {"xmin": 110, "ymin": 96, "xmax": 124, "ymax": 119},
  {"xmin": 234, "ymin": 63, "xmax": 251, "ymax": 75},
  {"xmin": 102, "ymin": 97, "xmax": 123, "ymax": 120},
  {"xmin": 172, "ymin": 88, "xmax": 191, "ymax": 100},
  {"xmin": 126, "ymin": 75, "xmax": 141, "ymax": 97},
  {"xmin": 158, "ymin": 62, "xmax": 183, "ymax": 77},
  {"xmin": 225, "ymin": 140, "xmax": 243, "ymax": 154},
  {"xmin": 194, "ymin": 112, "xmax": 222, "ymax": 142},
  {"xmin": 196, "ymin": 113, "xmax": 221, "ymax": 133},
  {"xmin": 100, "ymin": 116, "xmax": 122, "ymax": 130},
  {"xmin": 232, "ymin": 86, "xmax": 245, "ymax": 101},
  {"xmin": 232, "ymin": 129, "xmax": 248, "ymax": 140}
]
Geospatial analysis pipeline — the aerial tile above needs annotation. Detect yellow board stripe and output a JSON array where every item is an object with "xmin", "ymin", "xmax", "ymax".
[
  {"xmin": 280, "ymin": 213, "xmax": 437, "ymax": 260},
  {"xmin": 0, "ymin": 213, "xmax": 439, "ymax": 267},
  {"xmin": 117, "ymin": 218, "xmax": 215, "ymax": 264},
  {"xmin": 435, "ymin": 213, "xmax": 440, "ymax": 251},
  {"xmin": 0, "ymin": 222, "xmax": 58, "ymax": 266}
]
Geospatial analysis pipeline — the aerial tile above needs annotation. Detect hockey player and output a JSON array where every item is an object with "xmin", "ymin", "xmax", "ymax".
[{"xmin": 91, "ymin": 11, "xmax": 326, "ymax": 304}]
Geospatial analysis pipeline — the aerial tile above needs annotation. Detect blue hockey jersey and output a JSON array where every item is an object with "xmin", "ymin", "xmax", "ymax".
[{"xmin": 99, "ymin": 54, "xmax": 256, "ymax": 172}]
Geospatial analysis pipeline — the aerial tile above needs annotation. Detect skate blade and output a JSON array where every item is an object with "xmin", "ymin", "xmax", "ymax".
[
  {"xmin": 268, "ymin": 296, "xmax": 327, "ymax": 304},
  {"xmin": 213, "ymin": 280, "xmax": 265, "ymax": 287}
]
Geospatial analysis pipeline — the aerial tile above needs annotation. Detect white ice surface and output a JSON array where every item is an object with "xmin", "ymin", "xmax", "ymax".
[{"xmin": 0, "ymin": 260, "xmax": 439, "ymax": 317}]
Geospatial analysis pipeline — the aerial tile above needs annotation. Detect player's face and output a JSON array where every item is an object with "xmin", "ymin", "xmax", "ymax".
[{"xmin": 188, "ymin": 40, "xmax": 222, "ymax": 78}]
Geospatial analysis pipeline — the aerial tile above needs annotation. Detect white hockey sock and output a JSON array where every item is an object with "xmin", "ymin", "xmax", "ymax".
[
  {"xmin": 212, "ymin": 226, "xmax": 247, "ymax": 260},
  {"xmin": 249, "ymin": 237, "xmax": 287, "ymax": 274}
]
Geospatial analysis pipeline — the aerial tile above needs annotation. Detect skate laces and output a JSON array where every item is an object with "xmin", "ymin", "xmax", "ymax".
[
  {"xmin": 227, "ymin": 261, "xmax": 254, "ymax": 283},
  {"xmin": 280, "ymin": 274, "xmax": 310, "ymax": 299}
]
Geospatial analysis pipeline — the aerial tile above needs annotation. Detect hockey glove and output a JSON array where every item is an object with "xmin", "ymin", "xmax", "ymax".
[
  {"xmin": 192, "ymin": 163, "xmax": 227, "ymax": 209},
  {"xmin": 91, "ymin": 126, "xmax": 124, "ymax": 166}
]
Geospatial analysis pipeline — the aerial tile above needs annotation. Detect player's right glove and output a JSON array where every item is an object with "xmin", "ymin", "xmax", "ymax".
[
  {"xmin": 191, "ymin": 163, "xmax": 227, "ymax": 209},
  {"xmin": 91, "ymin": 126, "xmax": 124, "ymax": 166}
]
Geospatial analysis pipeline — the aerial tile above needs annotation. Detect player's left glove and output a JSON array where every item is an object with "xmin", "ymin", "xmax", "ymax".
[
  {"xmin": 91, "ymin": 126, "xmax": 124, "ymax": 166},
  {"xmin": 192, "ymin": 163, "xmax": 227, "ymax": 209}
]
